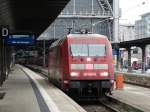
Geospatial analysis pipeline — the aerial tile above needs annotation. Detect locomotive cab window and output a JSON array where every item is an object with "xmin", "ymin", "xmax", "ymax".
[
  {"xmin": 70, "ymin": 44, "xmax": 106, "ymax": 56},
  {"xmin": 70, "ymin": 44, "xmax": 88, "ymax": 56},
  {"xmin": 89, "ymin": 44, "xmax": 106, "ymax": 56}
]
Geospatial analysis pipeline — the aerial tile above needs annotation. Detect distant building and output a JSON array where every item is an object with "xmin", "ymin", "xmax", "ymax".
[
  {"xmin": 135, "ymin": 12, "xmax": 150, "ymax": 39},
  {"xmin": 119, "ymin": 12, "xmax": 150, "ymax": 69},
  {"xmin": 134, "ymin": 12, "xmax": 150, "ymax": 68},
  {"xmin": 119, "ymin": 24, "xmax": 135, "ymax": 41}
]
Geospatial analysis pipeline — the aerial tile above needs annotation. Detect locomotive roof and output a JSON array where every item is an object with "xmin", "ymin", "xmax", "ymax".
[
  {"xmin": 50, "ymin": 34, "xmax": 107, "ymax": 48},
  {"xmin": 67, "ymin": 34, "xmax": 107, "ymax": 38}
]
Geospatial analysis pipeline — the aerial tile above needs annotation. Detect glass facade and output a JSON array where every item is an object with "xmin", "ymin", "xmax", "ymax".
[
  {"xmin": 39, "ymin": 0, "xmax": 113, "ymax": 41},
  {"xmin": 135, "ymin": 13, "xmax": 150, "ymax": 39}
]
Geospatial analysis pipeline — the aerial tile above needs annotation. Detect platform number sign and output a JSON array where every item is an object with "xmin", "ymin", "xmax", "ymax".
[{"xmin": 0, "ymin": 25, "xmax": 9, "ymax": 38}]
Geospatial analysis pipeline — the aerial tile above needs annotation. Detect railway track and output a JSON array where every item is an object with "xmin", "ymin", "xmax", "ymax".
[
  {"xmin": 82, "ymin": 104, "xmax": 115, "ymax": 112},
  {"xmin": 79, "ymin": 98, "xmax": 121, "ymax": 112},
  {"xmin": 100, "ymin": 101, "xmax": 120, "ymax": 112},
  {"xmin": 79, "ymin": 96, "xmax": 143, "ymax": 112},
  {"xmin": 81, "ymin": 101, "xmax": 119, "ymax": 112}
]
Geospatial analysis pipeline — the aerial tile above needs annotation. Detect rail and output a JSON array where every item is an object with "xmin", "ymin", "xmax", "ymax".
[{"xmin": 80, "ymin": 96, "xmax": 143, "ymax": 112}]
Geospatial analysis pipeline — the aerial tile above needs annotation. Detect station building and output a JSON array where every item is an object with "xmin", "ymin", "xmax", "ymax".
[
  {"xmin": 135, "ymin": 12, "xmax": 150, "ymax": 39},
  {"xmin": 38, "ymin": 0, "xmax": 117, "ymax": 42}
]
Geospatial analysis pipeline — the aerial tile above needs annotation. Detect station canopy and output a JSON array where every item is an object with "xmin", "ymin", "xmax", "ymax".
[{"xmin": 0, "ymin": 0, "xmax": 70, "ymax": 36}]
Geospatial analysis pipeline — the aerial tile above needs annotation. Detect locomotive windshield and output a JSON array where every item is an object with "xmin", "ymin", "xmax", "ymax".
[
  {"xmin": 89, "ymin": 44, "xmax": 106, "ymax": 56},
  {"xmin": 70, "ymin": 44, "xmax": 106, "ymax": 56},
  {"xmin": 70, "ymin": 44, "xmax": 88, "ymax": 56}
]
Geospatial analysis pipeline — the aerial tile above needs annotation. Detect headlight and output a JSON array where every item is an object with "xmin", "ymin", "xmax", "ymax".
[
  {"xmin": 100, "ymin": 72, "xmax": 108, "ymax": 76},
  {"xmin": 70, "ymin": 72, "xmax": 79, "ymax": 77},
  {"xmin": 86, "ymin": 57, "xmax": 91, "ymax": 61},
  {"xmin": 64, "ymin": 80, "xmax": 69, "ymax": 84}
]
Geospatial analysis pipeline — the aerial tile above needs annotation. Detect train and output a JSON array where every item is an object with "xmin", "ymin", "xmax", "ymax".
[{"xmin": 48, "ymin": 33, "xmax": 114, "ymax": 99}]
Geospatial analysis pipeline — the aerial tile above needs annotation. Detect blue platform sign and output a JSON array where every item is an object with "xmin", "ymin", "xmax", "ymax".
[{"xmin": 6, "ymin": 34, "xmax": 35, "ymax": 45}]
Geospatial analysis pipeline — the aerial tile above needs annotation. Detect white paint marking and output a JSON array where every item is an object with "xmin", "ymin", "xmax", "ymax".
[{"xmin": 20, "ymin": 65, "xmax": 60, "ymax": 112}]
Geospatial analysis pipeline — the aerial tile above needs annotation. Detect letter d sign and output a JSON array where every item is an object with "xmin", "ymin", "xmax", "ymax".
[{"xmin": 0, "ymin": 25, "xmax": 9, "ymax": 38}]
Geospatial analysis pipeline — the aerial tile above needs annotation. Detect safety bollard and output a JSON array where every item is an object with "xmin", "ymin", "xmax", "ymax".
[{"xmin": 116, "ymin": 73, "xmax": 124, "ymax": 89}]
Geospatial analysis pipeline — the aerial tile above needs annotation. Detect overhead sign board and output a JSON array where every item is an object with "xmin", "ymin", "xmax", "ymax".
[{"xmin": 5, "ymin": 34, "xmax": 35, "ymax": 45}]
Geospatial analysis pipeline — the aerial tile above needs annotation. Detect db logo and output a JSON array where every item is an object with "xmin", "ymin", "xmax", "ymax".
[{"xmin": 0, "ymin": 25, "xmax": 9, "ymax": 38}]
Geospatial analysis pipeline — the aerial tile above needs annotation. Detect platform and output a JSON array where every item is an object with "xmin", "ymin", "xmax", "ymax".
[
  {"xmin": 111, "ymin": 84, "xmax": 150, "ymax": 112},
  {"xmin": 0, "ymin": 65, "xmax": 86, "ymax": 112},
  {"xmin": 115, "ymin": 71, "xmax": 150, "ymax": 87}
]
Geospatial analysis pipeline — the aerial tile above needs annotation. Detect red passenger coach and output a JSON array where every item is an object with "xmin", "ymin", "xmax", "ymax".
[{"xmin": 48, "ymin": 34, "xmax": 114, "ymax": 99}]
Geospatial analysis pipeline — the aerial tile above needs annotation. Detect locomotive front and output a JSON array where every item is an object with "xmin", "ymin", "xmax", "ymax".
[{"xmin": 67, "ymin": 34, "xmax": 114, "ymax": 99}]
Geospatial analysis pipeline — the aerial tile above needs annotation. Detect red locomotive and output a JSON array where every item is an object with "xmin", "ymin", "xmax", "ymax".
[{"xmin": 48, "ymin": 33, "xmax": 114, "ymax": 99}]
